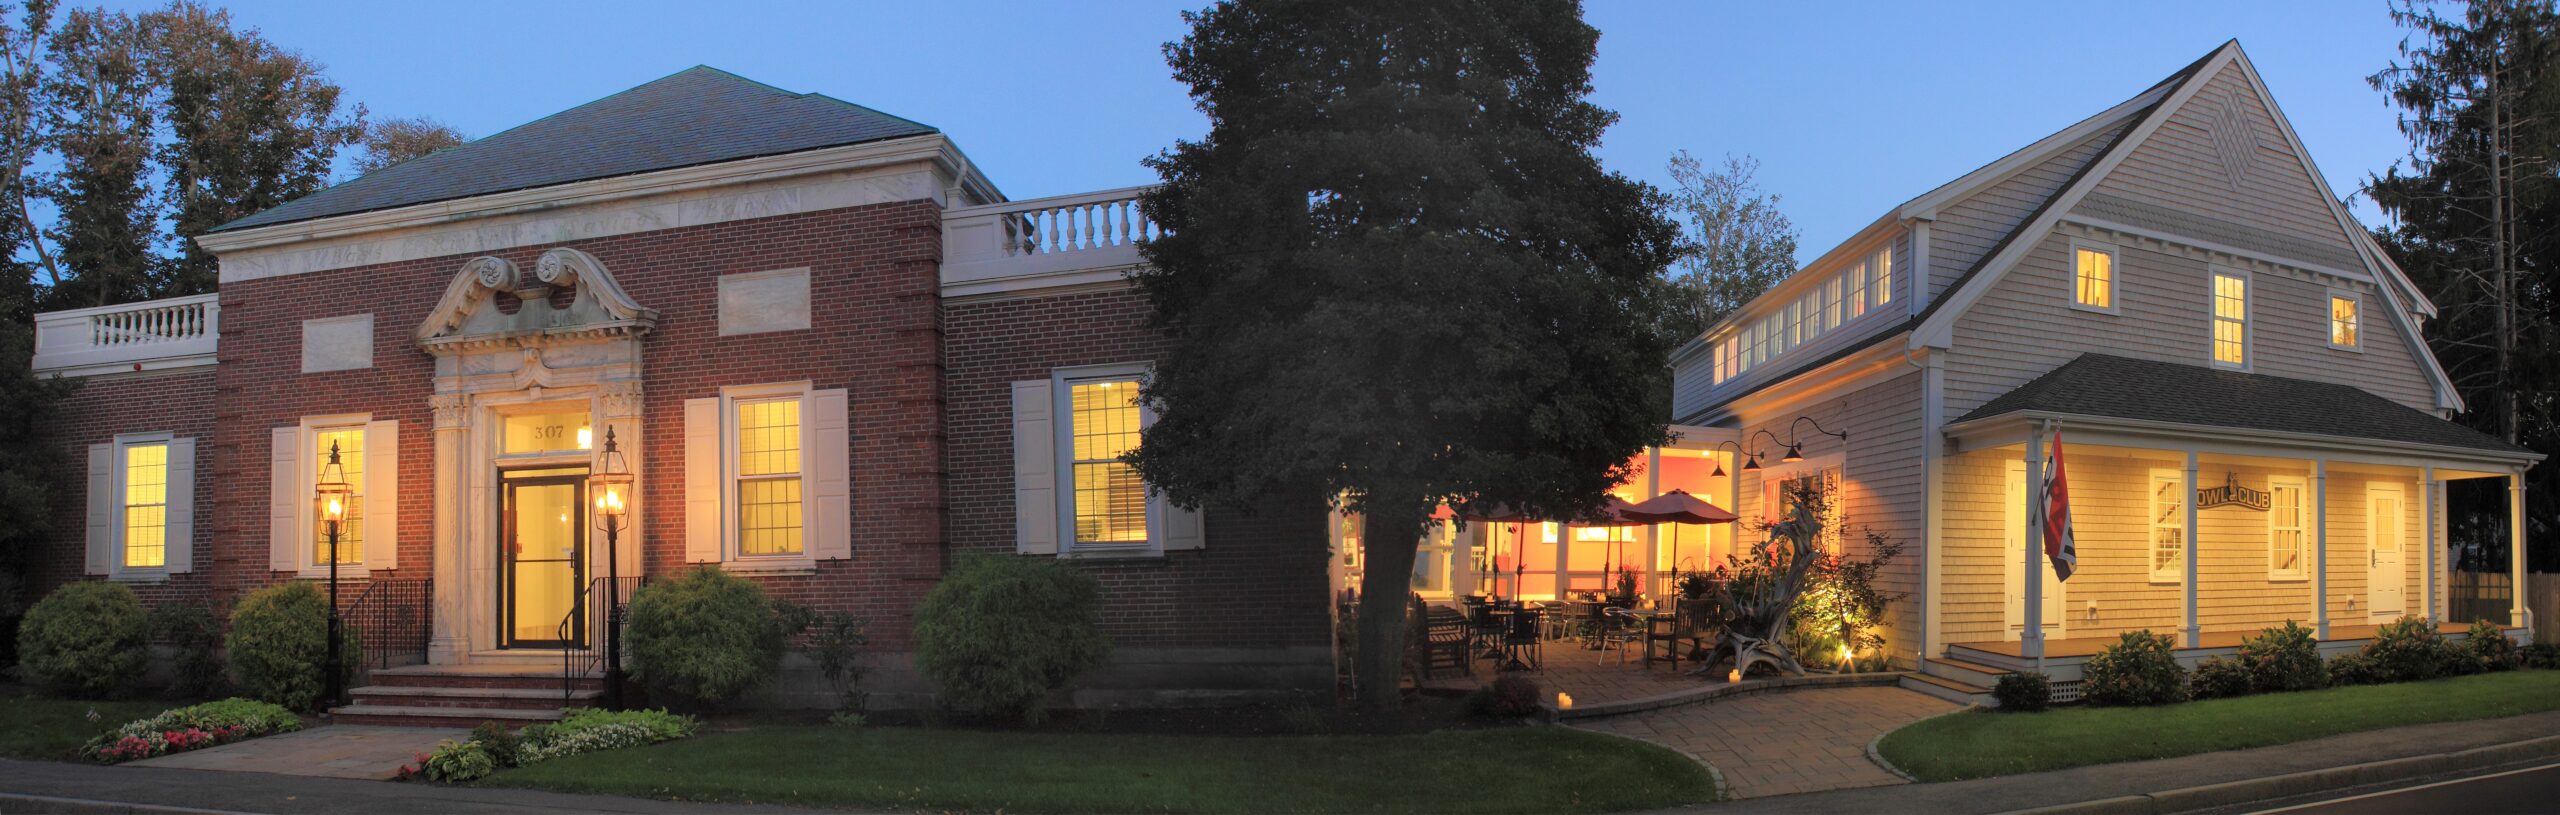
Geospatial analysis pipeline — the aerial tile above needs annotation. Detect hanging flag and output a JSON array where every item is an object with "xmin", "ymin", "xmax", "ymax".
[{"xmin": 2040, "ymin": 427, "xmax": 2078, "ymax": 581}]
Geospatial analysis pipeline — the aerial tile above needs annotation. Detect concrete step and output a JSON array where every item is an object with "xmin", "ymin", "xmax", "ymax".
[
  {"xmin": 327, "ymin": 704, "xmax": 568, "ymax": 729},
  {"xmin": 1923, "ymin": 656, "xmax": 2014, "ymax": 688},
  {"xmin": 368, "ymin": 664, "xmax": 602, "ymax": 692},
  {"xmin": 348, "ymin": 684, "xmax": 600, "ymax": 711},
  {"xmin": 1900, "ymin": 671, "xmax": 1995, "ymax": 707}
]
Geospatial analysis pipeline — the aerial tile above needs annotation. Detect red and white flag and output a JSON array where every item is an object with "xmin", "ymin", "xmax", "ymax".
[{"xmin": 2038, "ymin": 427, "xmax": 2078, "ymax": 582}]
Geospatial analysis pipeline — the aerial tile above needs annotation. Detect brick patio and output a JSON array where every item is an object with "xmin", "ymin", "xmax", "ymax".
[{"xmin": 1569, "ymin": 685, "xmax": 1959, "ymax": 799}]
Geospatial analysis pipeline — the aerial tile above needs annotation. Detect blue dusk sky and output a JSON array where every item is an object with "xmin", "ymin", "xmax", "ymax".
[{"xmin": 134, "ymin": 1, "xmax": 2418, "ymax": 264}]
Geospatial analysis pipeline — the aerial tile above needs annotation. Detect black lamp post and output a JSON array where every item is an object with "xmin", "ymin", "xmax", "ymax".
[
  {"xmin": 589, "ymin": 427, "xmax": 633, "ymax": 710},
  {"xmin": 314, "ymin": 441, "xmax": 352, "ymax": 709}
]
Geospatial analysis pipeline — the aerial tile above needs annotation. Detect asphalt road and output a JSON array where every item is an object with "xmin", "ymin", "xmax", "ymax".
[{"xmin": 2253, "ymin": 762, "xmax": 2560, "ymax": 814}]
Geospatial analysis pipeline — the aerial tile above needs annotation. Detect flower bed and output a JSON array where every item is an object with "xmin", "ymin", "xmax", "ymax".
[
  {"xmin": 399, "ymin": 708, "xmax": 698, "ymax": 783},
  {"xmin": 81, "ymin": 698, "xmax": 302, "ymax": 764}
]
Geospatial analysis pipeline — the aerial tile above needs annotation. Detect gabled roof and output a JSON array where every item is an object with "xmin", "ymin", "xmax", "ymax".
[
  {"xmin": 1954, "ymin": 353, "xmax": 2530, "ymax": 457},
  {"xmin": 214, "ymin": 66, "xmax": 940, "ymax": 233}
]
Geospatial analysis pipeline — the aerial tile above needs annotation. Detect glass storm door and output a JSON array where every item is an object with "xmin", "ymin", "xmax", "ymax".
[{"xmin": 501, "ymin": 472, "xmax": 586, "ymax": 649}]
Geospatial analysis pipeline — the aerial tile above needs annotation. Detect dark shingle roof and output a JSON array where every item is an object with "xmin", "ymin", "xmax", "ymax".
[
  {"xmin": 1956, "ymin": 353, "xmax": 2531, "ymax": 456},
  {"xmin": 214, "ymin": 66, "xmax": 938, "ymax": 232}
]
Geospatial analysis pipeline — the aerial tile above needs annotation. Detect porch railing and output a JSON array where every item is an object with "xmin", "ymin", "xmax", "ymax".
[
  {"xmin": 561, "ymin": 575, "xmax": 645, "ymax": 704},
  {"xmin": 31, "ymin": 293, "xmax": 220, "ymax": 375},
  {"xmin": 942, "ymin": 186, "xmax": 1161, "ymax": 295},
  {"xmin": 343, "ymin": 577, "xmax": 432, "ymax": 671}
]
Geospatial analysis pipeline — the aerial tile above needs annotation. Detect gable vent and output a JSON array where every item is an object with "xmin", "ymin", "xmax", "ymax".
[{"xmin": 2204, "ymin": 87, "xmax": 2260, "ymax": 191}]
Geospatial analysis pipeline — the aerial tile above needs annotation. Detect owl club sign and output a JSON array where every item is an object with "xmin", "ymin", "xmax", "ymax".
[{"xmin": 2198, "ymin": 473, "xmax": 2271, "ymax": 512}]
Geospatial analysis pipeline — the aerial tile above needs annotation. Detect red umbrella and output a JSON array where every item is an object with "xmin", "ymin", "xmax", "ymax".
[{"xmin": 1620, "ymin": 489, "xmax": 1739, "ymax": 525}]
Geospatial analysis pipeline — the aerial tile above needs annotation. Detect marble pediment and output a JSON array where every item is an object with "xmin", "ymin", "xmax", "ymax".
[{"xmin": 416, "ymin": 248, "xmax": 659, "ymax": 355}]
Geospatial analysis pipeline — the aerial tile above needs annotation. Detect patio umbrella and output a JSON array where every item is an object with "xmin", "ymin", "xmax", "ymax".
[
  {"xmin": 1620, "ymin": 489, "xmax": 1739, "ymax": 593},
  {"xmin": 1458, "ymin": 504, "xmax": 1540, "ymax": 602},
  {"xmin": 1571, "ymin": 496, "xmax": 1652, "ymax": 597}
]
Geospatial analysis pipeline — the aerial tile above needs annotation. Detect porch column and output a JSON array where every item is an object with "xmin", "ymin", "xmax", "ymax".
[
  {"xmin": 428, "ymin": 393, "xmax": 469, "ymax": 662},
  {"xmin": 2514, "ymin": 468, "xmax": 2531, "ymax": 630},
  {"xmin": 2023, "ymin": 427, "xmax": 2047, "ymax": 660},
  {"xmin": 2183, "ymin": 451, "xmax": 2201, "ymax": 649},
  {"xmin": 2422, "ymin": 467, "xmax": 2439, "ymax": 621},
  {"xmin": 2311, "ymin": 459, "xmax": 2329, "ymax": 640}
]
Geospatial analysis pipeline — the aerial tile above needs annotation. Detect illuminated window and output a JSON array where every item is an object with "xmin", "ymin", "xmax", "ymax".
[
  {"xmin": 2073, "ymin": 244, "xmax": 2116, "ymax": 310},
  {"xmin": 2329, "ymin": 293, "xmax": 2361, "ymax": 349},
  {"xmin": 503, "ymin": 411, "xmax": 593, "ymax": 455},
  {"xmin": 2150, "ymin": 469, "xmax": 2186, "ymax": 583},
  {"xmin": 1870, "ymin": 247, "xmax": 1893, "ymax": 308},
  {"xmin": 1070, "ymin": 378, "xmax": 1148, "ymax": 546},
  {"xmin": 2212, "ymin": 271, "xmax": 2248, "ymax": 367},
  {"xmin": 311, "ymin": 427, "xmax": 364, "ymax": 566},
  {"xmin": 1846, "ymin": 258, "xmax": 1869, "ymax": 318},
  {"xmin": 735, "ymin": 398, "xmax": 804, "ymax": 556},
  {"xmin": 2268, "ymin": 476, "xmax": 2305, "ymax": 579},
  {"xmin": 122, "ymin": 442, "xmax": 168, "ymax": 568}
]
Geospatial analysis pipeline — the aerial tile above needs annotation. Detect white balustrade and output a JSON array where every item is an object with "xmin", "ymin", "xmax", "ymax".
[
  {"xmin": 943, "ymin": 186, "xmax": 1162, "ymax": 296},
  {"xmin": 33, "ymin": 292, "xmax": 220, "ymax": 376}
]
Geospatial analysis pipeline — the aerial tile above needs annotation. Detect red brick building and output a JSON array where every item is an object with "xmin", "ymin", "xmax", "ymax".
[{"xmin": 32, "ymin": 67, "xmax": 1335, "ymax": 718}]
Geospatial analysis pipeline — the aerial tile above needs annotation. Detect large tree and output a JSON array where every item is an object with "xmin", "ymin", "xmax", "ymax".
[
  {"xmin": 1131, "ymin": 0, "xmax": 1684, "ymax": 709},
  {"xmin": 1664, "ymin": 151, "xmax": 1798, "ymax": 336},
  {"xmin": 351, "ymin": 115, "xmax": 465, "ymax": 176},
  {"xmin": 2367, "ymin": 0, "xmax": 2560, "ymax": 570}
]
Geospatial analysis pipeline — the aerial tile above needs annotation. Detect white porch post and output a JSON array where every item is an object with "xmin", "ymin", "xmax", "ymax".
[
  {"xmin": 2513, "ymin": 468, "xmax": 2531, "ymax": 630},
  {"xmin": 2422, "ymin": 467, "xmax": 2439, "ymax": 622},
  {"xmin": 2311, "ymin": 459, "xmax": 2330, "ymax": 640},
  {"xmin": 2023, "ymin": 426, "xmax": 2047, "ymax": 661},
  {"xmin": 2183, "ymin": 451, "xmax": 2202, "ymax": 649},
  {"xmin": 428, "ymin": 393, "xmax": 468, "ymax": 662}
]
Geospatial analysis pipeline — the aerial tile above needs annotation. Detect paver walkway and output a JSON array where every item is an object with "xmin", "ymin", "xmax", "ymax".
[
  {"xmin": 1571, "ymin": 685, "xmax": 1958, "ymax": 799},
  {"xmin": 127, "ymin": 724, "xmax": 465, "ymax": 779}
]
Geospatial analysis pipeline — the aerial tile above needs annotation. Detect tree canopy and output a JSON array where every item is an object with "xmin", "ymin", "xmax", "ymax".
[
  {"xmin": 1664, "ymin": 151, "xmax": 1798, "ymax": 336},
  {"xmin": 1132, "ymin": 0, "xmax": 1683, "ymax": 707},
  {"xmin": 352, "ymin": 115, "xmax": 466, "ymax": 176}
]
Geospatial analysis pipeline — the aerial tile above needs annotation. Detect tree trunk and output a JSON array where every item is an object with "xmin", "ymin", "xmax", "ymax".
[{"xmin": 1352, "ymin": 494, "xmax": 1427, "ymax": 712}]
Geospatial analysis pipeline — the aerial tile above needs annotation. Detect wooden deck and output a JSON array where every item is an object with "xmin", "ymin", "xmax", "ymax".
[{"xmin": 1952, "ymin": 621, "xmax": 2485, "ymax": 660}]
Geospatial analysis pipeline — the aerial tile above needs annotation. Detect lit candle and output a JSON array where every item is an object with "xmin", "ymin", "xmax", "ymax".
[
  {"xmin": 1557, "ymin": 693, "xmax": 1573, "ymax": 710},
  {"xmin": 1728, "ymin": 669, "xmax": 1742, "ymax": 684}
]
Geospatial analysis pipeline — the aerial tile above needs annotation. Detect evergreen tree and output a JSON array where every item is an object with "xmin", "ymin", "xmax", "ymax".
[{"xmin": 1133, "ymin": 0, "xmax": 1683, "ymax": 708}]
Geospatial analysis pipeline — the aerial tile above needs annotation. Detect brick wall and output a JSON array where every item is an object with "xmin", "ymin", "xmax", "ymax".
[
  {"xmin": 943, "ymin": 287, "xmax": 1332, "ymax": 650},
  {"xmin": 33, "ymin": 368, "xmax": 218, "ymax": 608}
]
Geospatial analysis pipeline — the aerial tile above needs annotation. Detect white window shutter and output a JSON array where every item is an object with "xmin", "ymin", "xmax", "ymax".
[
  {"xmin": 84, "ymin": 443, "xmax": 113, "ymax": 575},
  {"xmin": 683, "ymin": 397, "xmax": 722, "ymax": 563},
  {"xmin": 1012, "ymin": 380, "xmax": 1058, "ymax": 555},
  {"xmin": 1160, "ymin": 497, "xmax": 1205, "ymax": 551},
  {"xmin": 270, "ymin": 427, "xmax": 302, "ymax": 572},
  {"xmin": 363, "ymin": 420, "xmax": 399, "ymax": 571},
  {"xmin": 166, "ymin": 438, "xmax": 196, "ymax": 574},
  {"xmin": 804, "ymin": 388, "xmax": 851, "ymax": 561}
]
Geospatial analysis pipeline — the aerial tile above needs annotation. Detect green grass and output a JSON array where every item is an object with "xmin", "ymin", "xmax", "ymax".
[
  {"xmin": 482, "ymin": 725, "xmax": 1716, "ymax": 813},
  {"xmin": 1879, "ymin": 670, "xmax": 2560, "ymax": 781},
  {"xmin": 0, "ymin": 688, "xmax": 172, "ymax": 760}
]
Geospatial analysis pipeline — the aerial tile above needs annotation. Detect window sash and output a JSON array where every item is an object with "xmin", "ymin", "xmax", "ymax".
[
  {"xmin": 2268, "ymin": 480, "xmax": 2305, "ymax": 578},
  {"xmin": 2075, "ymin": 247, "xmax": 2114, "ymax": 309},
  {"xmin": 2330, "ymin": 296, "xmax": 2360, "ymax": 348},
  {"xmin": 2150, "ymin": 471, "xmax": 2186, "ymax": 582},
  {"xmin": 1870, "ymin": 248, "xmax": 1893, "ymax": 307},
  {"xmin": 1068, "ymin": 377, "xmax": 1149, "ymax": 547},
  {"xmin": 733, "ymin": 396, "xmax": 805, "ymax": 557},
  {"xmin": 122, "ymin": 442, "xmax": 168, "ymax": 569},
  {"xmin": 2212, "ymin": 272, "xmax": 2248, "ymax": 366}
]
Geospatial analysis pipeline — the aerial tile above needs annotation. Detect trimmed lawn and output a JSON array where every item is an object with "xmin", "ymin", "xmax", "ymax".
[
  {"xmin": 1879, "ymin": 670, "xmax": 2560, "ymax": 782},
  {"xmin": 483, "ymin": 725, "xmax": 1716, "ymax": 813},
  {"xmin": 0, "ymin": 688, "xmax": 172, "ymax": 761}
]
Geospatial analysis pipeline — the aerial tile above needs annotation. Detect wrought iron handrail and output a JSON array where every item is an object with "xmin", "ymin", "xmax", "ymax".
[
  {"xmin": 341, "ymin": 577, "xmax": 432, "ymax": 671},
  {"xmin": 560, "ymin": 575, "xmax": 644, "ymax": 704}
]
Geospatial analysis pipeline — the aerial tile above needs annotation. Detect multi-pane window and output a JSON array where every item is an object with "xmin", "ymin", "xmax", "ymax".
[
  {"xmin": 735, "ymin": 398, "xmax": 803, "ymax": 556},
  {"xmin": 1705, "ymin": 245, "xmax": 1892, "ymax": 386},
  {"xmin": 2329, "ymin": 294, "xmax": 2360, "ymax": 349},
  {"xmin": 2211, "ymin": 271, "xmax": 2248, "ymax": 367},
  {"xmin": 2268, "ymin": 477, "xmax": 2306, "ymax": 579},
  {"xmin": 2074, "ymin": 245, "xmax": 2115, "ymax": 310},
  {"xmin": 1869, "ymin": 248, "xmax": 1893, "ymax": 308},
  {"xmin": 2150, "ymin": 470, "xmax": 2186, "ymax": 582},
  {"xmin": 122, "ymin": 442, "xmax": 167, "ymax": 569},
  {"xmin": 1070, "ymin": 378, "xmax": 1148, "ymax": 546},
  {"xmin": 1846, "ymin": 258, "xmax": 1869, "ymax": 319},
  {"xmin": 310, "ymin": 427, "xmax": 363, "ymax": 566}
]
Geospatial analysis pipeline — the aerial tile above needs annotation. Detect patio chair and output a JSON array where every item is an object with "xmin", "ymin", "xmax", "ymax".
[
  {"xmin": 1414, "ymin": 605, "xmax": 1474, "ymax": 680},
  {"xmin": 1642, "ymin": 597, "xmax": 1690, "ymax": 670},
  {"xmin": 1596, "ymin": 607, "xmax": 1645, "ymax": 664},
  {"xmin": 1500, "ymin": 606, "xmax": 1544, "ymax": 671}
]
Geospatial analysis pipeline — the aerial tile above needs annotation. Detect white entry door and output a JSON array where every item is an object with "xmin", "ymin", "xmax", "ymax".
[
  {"xmin": 2368, "ymin": 483, "xmax": 2406, "ymax": 620},
  {"xmin": 2004, "ymin": 460, "xmax": 2065, "ymax": 639}
]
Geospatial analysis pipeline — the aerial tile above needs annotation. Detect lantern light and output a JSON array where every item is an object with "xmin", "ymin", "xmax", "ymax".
[{"xmin": 314, "ymin": 441, "xmax": 352, "ymax": 523}]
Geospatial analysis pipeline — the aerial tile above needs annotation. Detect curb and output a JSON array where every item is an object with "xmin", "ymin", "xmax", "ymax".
[
  {"xmin": 1993, "ymin": 733, "xmax": 2560, "ymax": 815},
  {"xmin": 1541, "ymin": 671, "xmax": 1906, "ymax": 722},
  {"xmin": 1866, "ymin": 703, "xmax": 1980, "ymax": 782},
  {"xmin": 0, "ymin": 792, "xmax": 249, "ymax": 814},
  {"xmin": 1566, "ymin": 722, "xmax": 1733, "ymax": 803}
]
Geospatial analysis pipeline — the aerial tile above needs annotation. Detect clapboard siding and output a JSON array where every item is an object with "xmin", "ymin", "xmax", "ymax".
[
  {"xmin": 1730, "ymin": 367, "xmax": 1926, "ymax": 662},
  {"xmin": 1942, "ymin": 230, "xmax": 2437, "ymax": 418},
  {"xmin": 1926, "ymin": 122, "xmax": 2129, "ymax": 302},
  {"xmin": 2092, "ymin": 64, "xmax": 2360, "ymax": 260}
]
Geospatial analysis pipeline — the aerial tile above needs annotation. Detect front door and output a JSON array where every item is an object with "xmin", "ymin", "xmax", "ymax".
[
  {"xmin": 500, "ymin": 471, "xmax": 587, "ymax": 649},
  {"xmin": 2004, "ymin": 460, "xmax": 2065, "ymax": 639},
  {"xmin": 2368, "ymin": 483, "xmax": 2406, "ymax": 620}
]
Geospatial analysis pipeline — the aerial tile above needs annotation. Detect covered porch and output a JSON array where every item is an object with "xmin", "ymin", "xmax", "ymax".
[{"xmin": 1935, "ymin": 356, "xmax": 2543, "ymax": 675}]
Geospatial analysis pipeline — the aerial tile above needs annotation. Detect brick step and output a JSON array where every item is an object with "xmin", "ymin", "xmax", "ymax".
[
  {"xmin": 327, "ymin": 704, "xmax": 567, "ymax": 729},
  {"xmin": 349, "ymin": 684, "xmax": 600, "ymax": 711},
  {"xmin": 368, "ymin": 665, "xmax": 602, "ymax": 692}
]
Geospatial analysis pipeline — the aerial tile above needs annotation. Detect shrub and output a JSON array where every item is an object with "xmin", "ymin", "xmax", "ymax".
[
  {"xmin": 2189, "ymin": 656, "xmax": 2254, "ymax": 700},
  {"xmin": 912, "ymin": 556, "xmax": 1110, "ymax": 725},
  {"xmin": 804, "ymin": 608, "xmax": 870, "ymax": 713},
  {"xmin": 1465, "ymin": 675, "xmax": 1544, "ymax": 719},
  {"xmin": 516, "ymin": 708, "xmax": 697, "ymax": 764},
  {"xmin": 2362, "ymin": 616, "xmax": 2450, "ymax": 683},
  {"xmin": 469, "ymin": 722, "xmax": 521, "ymax": 768},
  {"xmin": 227, "ymin": 582, "xmax": 361, "ymax": 711},
  {"xmin": 80, "ymin": 698, "xmax": 301, "ymax": 763},
  {"xmin": 1991, "ymin": 672, "xmax": 2050, "ymax": 712},
  {"xmin": 421, "ymin": 739, "xmax": 497, "ymax": 783},
  {"xmin": 2462, "ymin": 619, "xmax": 2519, "ymax": 673},
  {"xmin": 2522, "ymin": 642, "xmax": 2560, "ymax": 670},
  {"xmin": 2237, "ymin": 621, "xmax": 2325, "ymax": 693},
  {"xmin": 16, "ymin": 582, "xmax": 149, "ymax": 697},
  {"xmin": 626, "ymin": 567, "xmax": 789, "ymax": 709},
  {"xmin": 152, "ymin": 602, "xmax": 225, "ymax": 699},
  {"xmin": 2327, "ymin": 652, "xmax": 2386, "ymax": 686},
  {"xmin": 2080, "ymin": 631, "xmax": 2188, "ymax": 707}
]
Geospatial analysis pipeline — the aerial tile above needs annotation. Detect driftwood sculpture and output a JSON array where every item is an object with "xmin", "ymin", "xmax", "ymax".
[{"xmin": 1695, "ymin": 480, "xmax": 1827, "ymax": 678}]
